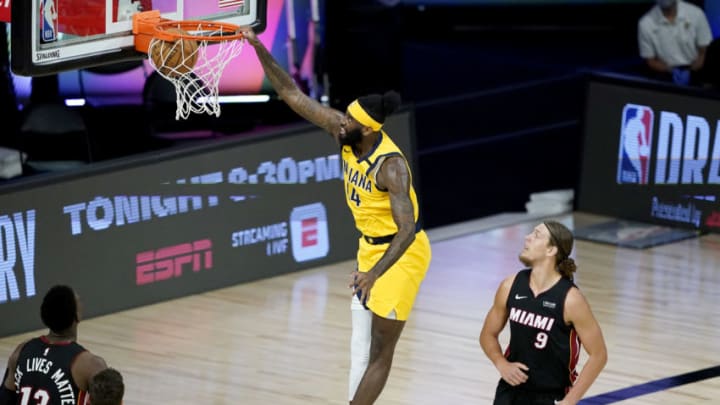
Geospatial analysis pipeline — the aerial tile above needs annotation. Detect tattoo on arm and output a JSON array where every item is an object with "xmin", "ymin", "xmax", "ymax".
[
  {"xmin": 370, "ymin": 157, "xmax": 416, "ymax": 277},
  {"xmin": 252, "ymin": 41, "xmax": 341, "ymax": 136}
]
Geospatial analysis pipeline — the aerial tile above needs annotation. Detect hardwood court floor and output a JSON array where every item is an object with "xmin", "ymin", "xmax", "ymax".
[{"xmin": 2, "ymin": 212, "xmax": 719, "ymax": 404}]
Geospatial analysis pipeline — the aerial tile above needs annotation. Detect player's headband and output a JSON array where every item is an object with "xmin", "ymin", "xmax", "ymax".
[{"xmin": 348, "ymin": 100, "xmax": 383, "ymax": 131}]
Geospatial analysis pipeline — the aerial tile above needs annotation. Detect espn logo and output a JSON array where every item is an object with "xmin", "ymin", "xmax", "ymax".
[
  {"xmin": 617, "ymin": 104, "xmax": 654, "ymax": 184},
  {"xmin": 0, "ymin": 0, "xmax": 10, "ymax": 24},
  {"xmin": 706, "ymin": 211, "xmax": 720, "ymax": 229},
  {"xmin": 290, "ymin": 203, "xmax": 329, "ymax": 262},
  {"xmin": 136, "ymin": 239, "xmax": 212, "ymax": 285}
]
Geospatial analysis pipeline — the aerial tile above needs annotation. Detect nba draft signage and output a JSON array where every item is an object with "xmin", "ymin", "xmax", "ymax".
[
  {"xmin": 617, "ymin": 104, "xmax": 720, "ymax": 186},
  {"xmin": 578, "ymin": 75, "xmax": 720, "ymax": 233},
  {"xmin": 0, "ymin": 111, "xmax": 417, "ymax": 337}
]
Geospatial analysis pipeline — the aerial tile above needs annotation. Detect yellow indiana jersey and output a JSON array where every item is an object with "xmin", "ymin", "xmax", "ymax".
[{"xmin": 341, "ymin": 131, "xmax": 419, "ymax": 237}]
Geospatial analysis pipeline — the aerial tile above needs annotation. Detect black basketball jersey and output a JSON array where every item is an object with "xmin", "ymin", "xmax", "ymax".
[
  {"xmin": 503, "ymin": 269, "xmax": 580, "ymax": 392},
  {"xmin": 14, "ymin": 336, "xmax": 89, "ymax": 405}
]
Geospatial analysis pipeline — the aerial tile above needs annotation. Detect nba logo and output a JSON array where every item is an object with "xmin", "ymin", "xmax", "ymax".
[
  {"xmin": 40, "ymin": 0, "xmax": 58, "ymax": 43},
  {"xmin": 290, "ymin": 202, "xmax": 330, "ymax": 262},
  {"xmin": 617, "ymin": 104, "xmax": 654, "ymax": 184}
]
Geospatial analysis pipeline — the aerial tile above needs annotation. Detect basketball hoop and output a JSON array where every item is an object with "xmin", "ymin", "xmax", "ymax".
[{"xmin": 133, "ymin": 10, "xmax": 245, "ymax": 120}]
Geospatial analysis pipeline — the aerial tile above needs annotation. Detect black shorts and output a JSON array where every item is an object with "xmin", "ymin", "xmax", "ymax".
[{"xmin": 493, "ymin": 380, "xmax": 566, "ymax": 405}]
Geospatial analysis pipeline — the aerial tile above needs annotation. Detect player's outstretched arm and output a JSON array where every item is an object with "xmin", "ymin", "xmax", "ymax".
[
  {"xmin": 480, "ymin": 274, "xmax": 529, "ymax": 386},
  {"xmin": 560, "ymin": 288, "xmax": 607, "ymax": 404},
  {"xmin": 241, "ymin": 27, "xmax": 342, "ymax": 139}
]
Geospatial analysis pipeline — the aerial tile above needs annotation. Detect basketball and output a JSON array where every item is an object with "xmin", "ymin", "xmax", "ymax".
[{"xmin": 149, "ymin": 28, "xmax": 199, "ymax": 78}]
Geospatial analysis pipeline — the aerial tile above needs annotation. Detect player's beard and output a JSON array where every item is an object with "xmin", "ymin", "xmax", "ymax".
[{"xmin": 340, "ymin": 127, "xmax": 363, "ymax": 146}]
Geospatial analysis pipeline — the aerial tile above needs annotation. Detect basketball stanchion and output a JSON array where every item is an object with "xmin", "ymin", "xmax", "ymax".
[{"xmin": 133, "ymin": 10, "xmax": 245, "ymax": 120}]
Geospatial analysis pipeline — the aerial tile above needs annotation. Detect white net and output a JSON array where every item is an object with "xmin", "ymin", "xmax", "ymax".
[{"xmin": 147, "ymin": 25, "xmax": 244, "ymax": 120}]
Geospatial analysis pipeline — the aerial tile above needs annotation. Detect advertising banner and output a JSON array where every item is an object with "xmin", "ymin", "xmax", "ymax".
[
  {"xmin": 0, "ymin": 111, "xmax": 415, "ymax": 337},
  {"xmin": 578, "ymin": 77, "xmax": 720, "ymax": 233}
]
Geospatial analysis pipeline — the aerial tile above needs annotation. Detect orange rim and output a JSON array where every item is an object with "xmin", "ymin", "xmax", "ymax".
[
  {"xmin": 154, "ymin": 20, "xmax": 244, "ymax": 42},
  {"xmin": 133, "ymin": 10, "xmax": 244, "ymax": 53}
]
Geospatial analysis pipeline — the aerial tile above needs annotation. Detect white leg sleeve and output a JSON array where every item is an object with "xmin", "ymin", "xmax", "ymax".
[{"xmin": 349, "ymin": 294, "xmax": 372, "ymax": 401}]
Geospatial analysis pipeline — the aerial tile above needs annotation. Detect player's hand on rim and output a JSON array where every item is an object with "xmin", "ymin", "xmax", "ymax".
[
  {"xmin": 239, "ymin": 26, "xmax": 260, "ymax": 46},
  {"xmin": 497, "ymin": 359, "xmax": 529, "ymax": 386}
]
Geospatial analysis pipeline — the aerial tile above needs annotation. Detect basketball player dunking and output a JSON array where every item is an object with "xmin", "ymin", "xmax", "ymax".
[
  {"xmin": 480, "ymin": 221, "xmax": 607, "ymax": 405},
  {"xmin": 1, "ymin": 285, "xmax": 121, "ymax": 405},
  {"xmin": 241, "ymin": 27, "xmax": 432, "ymax": 405}
]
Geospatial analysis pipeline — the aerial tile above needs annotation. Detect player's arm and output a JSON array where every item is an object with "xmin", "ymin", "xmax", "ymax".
[
  {"xmin": 0, "ymin": 368, "xmax": 16, "ymax": 405},
  {"xmin": 72, "ymin": 352, "xmax": 108, "ymax": 391},
  {"xmin": 241, "ymin": 27, "xmax": 343, "ymax": 139},
  {"xmin": 560, "ymin": 287, "xmax": 608, "ymax": 404},
  {"xmin": 1, "ymin": 342, "xmax": 26, "ymax": 404},
  {"xmin": 479, "ymin": 274, "xmax": 529, "ymax": 386},
  {"xmin": 352, "ymin": 156, "xmax": 416, "ymax": 303},
  {"xmin": 370, "ymin": 157, "xmax": 416, "ymax": 277}
]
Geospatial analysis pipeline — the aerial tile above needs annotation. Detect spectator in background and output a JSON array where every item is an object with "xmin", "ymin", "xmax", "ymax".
[{"xmin": 638, "ymin": 0, "xmax": 714, "ymax": 86}]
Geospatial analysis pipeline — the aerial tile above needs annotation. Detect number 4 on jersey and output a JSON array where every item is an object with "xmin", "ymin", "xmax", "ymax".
[{"xmin": 349, "ymin": 187, "xmax": 361, "ymax": 206}]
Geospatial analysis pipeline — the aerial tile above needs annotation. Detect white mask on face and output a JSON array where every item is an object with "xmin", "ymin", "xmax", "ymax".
[{"xmin": 656, "ymin": 0, "xmax": 677, "ymax": 8}]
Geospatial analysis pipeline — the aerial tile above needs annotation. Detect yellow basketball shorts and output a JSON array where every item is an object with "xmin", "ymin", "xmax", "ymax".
[{"xmin": 356, "ymin": 230, "xmax": 431, "ymax": 321}]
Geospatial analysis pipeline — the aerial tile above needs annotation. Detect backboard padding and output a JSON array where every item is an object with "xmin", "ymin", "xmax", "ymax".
[{"xmin": 11, "ymin": 0, "xmax": 267, "ymax": 76}]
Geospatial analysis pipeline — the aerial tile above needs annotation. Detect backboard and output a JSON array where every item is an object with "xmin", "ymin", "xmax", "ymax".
[{"xmin": 11, "ymin": 0, "xmax": 267, "ymax": 76}]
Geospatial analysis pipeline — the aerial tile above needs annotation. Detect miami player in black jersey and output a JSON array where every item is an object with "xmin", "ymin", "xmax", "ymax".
[
  {"xmin": 1, "ymin": 285, "xmax": 117, "ymax": 405},
  {"xmin": 480, "ymin": 221, "xmax": 607, "ymax": 405}
]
